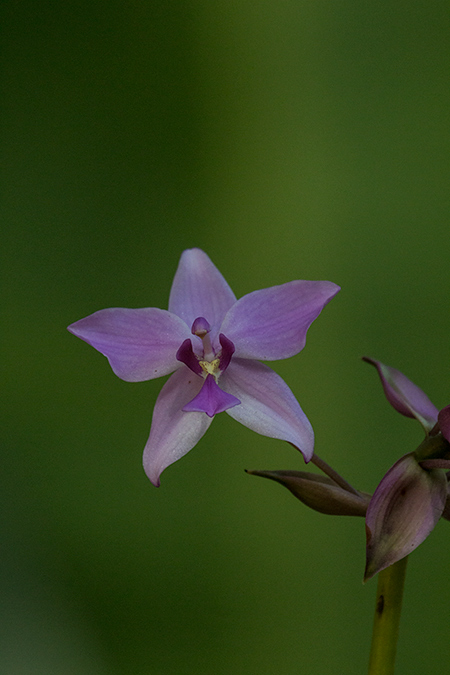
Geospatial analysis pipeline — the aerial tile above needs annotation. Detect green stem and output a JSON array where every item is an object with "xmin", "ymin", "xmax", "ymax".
[{"xmin": 368, "ymin": 556, "xmax": 408, "ymax": 675}]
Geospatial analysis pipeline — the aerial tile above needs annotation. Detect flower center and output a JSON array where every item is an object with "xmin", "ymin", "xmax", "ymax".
[
  {"xmin": 176, "ymin": 316, "xmax": 235, "ymax": 380},
  {"xmin": 191, "ymin": 316, "xmax": 215, "ymax": 362},
  {"xmin": 199, "ymin": 358, "xmax": 221, "ymax": 378},
  {"xmin": 176, "ymin": 317, "xmax": 240, "ymax": 417}
]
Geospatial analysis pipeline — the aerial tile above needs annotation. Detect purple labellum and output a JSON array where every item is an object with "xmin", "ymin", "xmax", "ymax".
[{"xmin": 183, "ymin": 374, "xmax": 241, "ymax": 417}]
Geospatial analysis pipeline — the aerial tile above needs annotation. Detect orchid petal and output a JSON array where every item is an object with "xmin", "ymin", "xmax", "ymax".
[
  {"xmin": 438, "ymin": 405, "xmax": 450, "ymax": 443},
  {"xmin": 219, "ymin": 280, "xmax": 340, "ymax": 360},
  {"xmin": 176, "ymin": 339, "xmax": 203, "ymax": 375},
  {"xmin": 363, "ymin": 357, "xmax": 439, "ymax": 432},
  {"xmin": 221, "ymin": 359, "xmax": 314, "ymax": 462},
  {"xmin": 218, "ymin": 334, "xmax": 235, "ymax": 371},
  {"xmin": 183, "ymin": 374, "xmax": 241, "ymax": 417},
  {"xmin": 143, "ymin": 368, "xmax": 213, "ymax": 486},
  {"xmin": 68, "ymin": 308, "xmax": 191, "ymax": 382},
  {"xmin": 169, "ymin": 249, "xmax": 236, "ymax": 335},
  {"xmin": 364, "ymin": 453, "xmax": 447, "ymax": 580}
]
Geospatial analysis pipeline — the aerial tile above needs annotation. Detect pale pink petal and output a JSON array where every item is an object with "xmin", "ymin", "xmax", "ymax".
[
  {"xmin": 168, "ymin": 249, "xmax": 236, "ymax": 335},
  {"xmin": 220, "ymin": 359, "xmax": 314, "ymax": 461},
  {"xmin": 363, "ymin": 357, "xmax": 439, "ymax": 432},
  {"xmin": 143, "ymin": 368, "xmax": 213, "ymax": 486},
  {"xmin": 68, "ymin": 308, "xmax": 191, "ymax": 382},
  {"xmin": 219, "ymin": 280, "xmax": 340, "ymax": 360}
]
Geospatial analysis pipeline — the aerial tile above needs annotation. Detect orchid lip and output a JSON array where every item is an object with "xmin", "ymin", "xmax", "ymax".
[{"xmin": 182, "ymin": 374, "xmax": 241, "ymax": 417}]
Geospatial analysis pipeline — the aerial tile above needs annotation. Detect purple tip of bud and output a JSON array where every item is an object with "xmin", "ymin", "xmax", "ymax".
[
  {"xmin": 362, "ymin": 357, "xmax": 439, "ymax": 432},
  {"xmin": 218, "ymin": 333, "xmax": 235, "ymax": 372},
  {"xmin": 438, "ymin": 405, "xmax": 450, "ymax": 444},
  {"xmin": 176, "ymin": 338, "xmax": 203, "ymax": 376},
  {"xmin": 182, "ymin": 374, "xmax": 241, "ymax": 417},
  {"xmin": 441, "ymin": 485, "xmax": 450, "ymax": 522},
  {"xmin": 246, "ymin": 469, "xmax": 371, "ymax": 517},
  {"xmin": 191, "ymin": 317, "xmax": 211, "ymax": 337}
]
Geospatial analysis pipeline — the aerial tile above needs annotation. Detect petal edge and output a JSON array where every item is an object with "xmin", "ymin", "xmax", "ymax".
[
  {"xmin": 68, "ymin": 307, "xmax": 191, "ymax": 381},
  {"xmin": 143, "ymin": 368, "xmax": 213, "ymax": 485}
]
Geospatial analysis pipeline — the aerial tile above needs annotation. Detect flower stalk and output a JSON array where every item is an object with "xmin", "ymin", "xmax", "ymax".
[
  {"xmin": 367, "ymin": 556, "xmax": 408, "ymax": 675},
  {"xmin": 310, "ymin": 452, "xmax": 360, "ymax": 495}
]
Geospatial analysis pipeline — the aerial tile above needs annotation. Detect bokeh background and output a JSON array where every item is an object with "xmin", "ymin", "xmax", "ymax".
[{"xmin": 2, "ymin": 2, "xmax": 450, "ymax": 674}]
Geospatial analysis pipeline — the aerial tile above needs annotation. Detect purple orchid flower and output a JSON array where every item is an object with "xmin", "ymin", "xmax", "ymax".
[
  {"xmin": 68, "ymin": 249, "xmax": 340, "ymax": 485},
  {"xmin": 363, "ymin": 358, "xmax": 450, "ymax": 579}
]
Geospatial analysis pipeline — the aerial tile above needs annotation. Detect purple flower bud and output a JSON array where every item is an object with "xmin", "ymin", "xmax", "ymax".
[
  {"xmin": 247, "ymin": 469, "xmax": 371, "ymax": 516},
  {"xmin": 438, "ymin": 405, "xmax": 450, "ymax": 443},
  {"xmin": 441, "ymin": 485, "xmax": 450, "ymax": 522},
  {"xmin": 362, "ymin": 357, "xmax": 439, "ymax": 432},
  {"xmin": 364, "ymin": 453, "xmax": 447, "ymax": 581}
]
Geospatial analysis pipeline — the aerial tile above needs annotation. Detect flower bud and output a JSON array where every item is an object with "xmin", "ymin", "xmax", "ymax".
[
  {"xmin": 246, "ymin": 469, "xmax": 370, "ymax": 517},
  {"xmin": 362, "ymin": 357, "xmax": 439, "ymax": 432},
  {"xmin": 438, "ymin": 405, "xmax": 450, "ymax": 443},
  {"xmin": 364, "ymin": 453, "xmax": 447, "ymax": 581},
  {"xmin": 440, "ymin": 484, "xmax": 450, "ymax": 522}
]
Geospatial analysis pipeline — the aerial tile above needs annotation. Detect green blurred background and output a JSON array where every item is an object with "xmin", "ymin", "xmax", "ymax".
[{"xmin": 2, "ymin": 2, "xmax": 450, "ymax": 673}]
